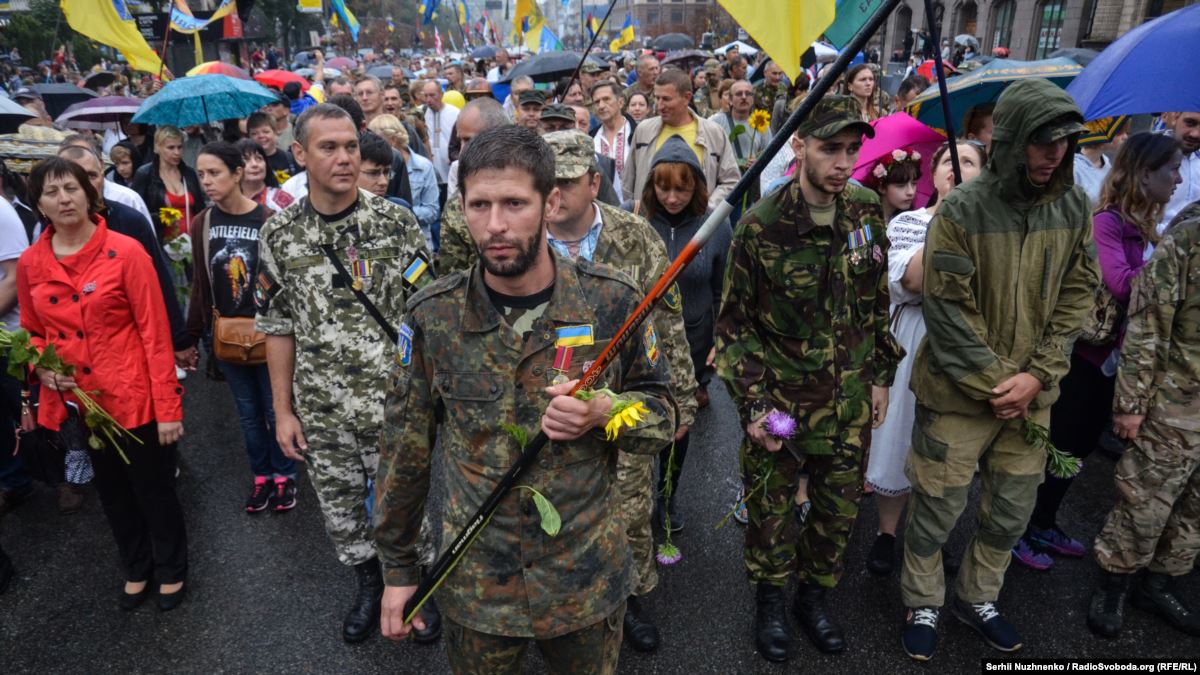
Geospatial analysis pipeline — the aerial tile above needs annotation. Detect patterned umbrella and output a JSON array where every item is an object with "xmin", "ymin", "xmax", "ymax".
[
  {"xmin": 132, "ymin": 75, "xmax": 278, "ymax": 127},
  {"xmin": 55, "ymin": 96, "xmax": 143, "ymax": 131},
  {"xmin": 186, "ymin": 61, "xmax": 251, "ymax": 79},
  {"xmin": 254, "ymin": 69, "xmax": 310, "ymax": 92}
]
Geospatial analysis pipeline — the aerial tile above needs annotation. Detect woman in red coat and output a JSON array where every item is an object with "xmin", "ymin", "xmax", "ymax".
[{"xmin": 17, "ymin": 157, "xmax": 188, "ymax": 612}]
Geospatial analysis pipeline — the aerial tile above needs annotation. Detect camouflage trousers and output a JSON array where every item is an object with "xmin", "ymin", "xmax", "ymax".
[
  {"xmin": 306, "ymin": 427, "xmax": 434, "ymax": 568},
  {"xmin": 616, "ymin": 450, "xmax": 657, "ymax": 596},
  {"xmin": 1094, "ymin": 415, "xmax": 1200, "ymax": 576},
  {"xmin": 900, "ymin": 405, "xmax": 1048, "ymax": 608},
  {"xmin": 444, "ymin": 601, "xmax": 624, "ymax": 675},
  {"xmin": 741, "ymin": 434, "xmax": 865, "ymax": 588}
]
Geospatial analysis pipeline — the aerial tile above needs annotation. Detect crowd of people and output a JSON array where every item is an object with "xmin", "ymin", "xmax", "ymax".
[{"xmin": 0, "ymin": 37, "xmax": 1198, "ymax": 674}]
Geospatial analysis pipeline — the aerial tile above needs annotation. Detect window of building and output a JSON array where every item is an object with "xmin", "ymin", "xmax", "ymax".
[
  {"xmin": 670, "ymin": 8, "xmax": 683, "ymax": 23},
  {"xmin": 1035, "ymin": 0, "xmax": 1066, "ymax": 58},
  {"xmin": 990, "ymin": 0, "xmax": 1014, "ymax": 50},
  {"xmin": 647, "ymin": 9, "xmax": 659, "ymax": 25}
]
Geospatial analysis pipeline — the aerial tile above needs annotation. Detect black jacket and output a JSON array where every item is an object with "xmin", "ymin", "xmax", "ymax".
[{"xmin": 129, "ymin": 158, "xmax": 205, "ymax": 239}]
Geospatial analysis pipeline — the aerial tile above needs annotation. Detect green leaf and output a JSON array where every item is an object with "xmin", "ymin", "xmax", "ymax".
[
  {"xmin": 88, "ymin": 434, "xmax": 104, "ymax": 450},
  {"xmin": 531, "ymin": 491, "xmax": 561, "ymax": 537},
  {"xmin": 500, "ymin": 423, "xmax": 528, "ymax": 450}
]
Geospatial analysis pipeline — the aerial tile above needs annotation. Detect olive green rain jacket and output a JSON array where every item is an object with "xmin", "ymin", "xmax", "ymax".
[{"xmin": 910, "ymin": 78, "xmax": 1100, "ymax": 415}]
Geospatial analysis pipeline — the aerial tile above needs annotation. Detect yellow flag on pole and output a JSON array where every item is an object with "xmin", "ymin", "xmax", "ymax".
[
  {"xmin": 61, "ymin": 0, "xmax": 165, "ymax": 74},
  {"xmin": 716, "ymin": 0, "xmax": 836, "ymax": 81}
]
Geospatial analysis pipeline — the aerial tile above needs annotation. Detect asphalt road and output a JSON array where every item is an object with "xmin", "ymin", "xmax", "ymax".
[{"xmin": 2, "ymin": 372, "xmax": 1197, "ymax": 674}]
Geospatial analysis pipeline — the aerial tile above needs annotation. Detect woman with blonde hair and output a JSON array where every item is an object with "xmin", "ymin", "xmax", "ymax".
[{"xmin": 130, "ymin": 126, "xmax": 204, "ymax": 240}]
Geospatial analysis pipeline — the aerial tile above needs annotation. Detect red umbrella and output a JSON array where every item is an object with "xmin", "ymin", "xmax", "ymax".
[
  {"xmin": 326, "ymin": 56, "xmax": 357, "ymax": 71},
  {"xmin": 253, "ymin": 69, "xmax": 310, "ymax": 92},
  {"xmin": 187, "ymin": 61, "xmax": 251, "ymax": 79},
  {"xmin": 852, "ymin": 113, "xmax": 947, "ymax": 208},
  {"xmin": 915, "ymin": 59, "xmax": 960, "ymax": 82}
]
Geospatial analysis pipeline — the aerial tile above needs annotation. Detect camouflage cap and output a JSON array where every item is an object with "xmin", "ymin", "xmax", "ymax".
[
  {"xmin": 1030, "ymin": 113, "xmax": 1088, "ymax": 145},
  {"xmin": 703, "ymin": 58, "xmax": 721, "ymax": 74},
  {"xmin": 518, "ymin": 89, "xmax": 547, "ymax": 106},
  {"xmin": 544, "ymin": 130, "xmax": 596, "ymax": 179},
  {"xmin": 540, "ymin": 103, "xmax": 576, "ymax": 122},
  {"xmin": 581, "ymin": 61, "xmax": 603, "ymax": 74},
  {"xmin": 795, "ymin": 94, "xmax": 876, "ymax": 140}
]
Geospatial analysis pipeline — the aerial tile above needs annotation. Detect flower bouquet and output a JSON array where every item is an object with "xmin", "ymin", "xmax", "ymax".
[
  {"xmin": 0, "ymin": 329, "xmax": 141, "ymax": 463},
  {"xmin": 158, "ymin": 208, "xmax": 192, "ymax": 307}
]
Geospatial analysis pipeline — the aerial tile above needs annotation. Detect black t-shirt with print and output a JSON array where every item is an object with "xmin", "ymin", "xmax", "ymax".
[{"xmin": 207, "ymin": 204, "xmax": 268, "ymax": 319}]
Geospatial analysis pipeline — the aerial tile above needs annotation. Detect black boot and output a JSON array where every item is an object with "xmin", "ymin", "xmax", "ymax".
[
  {"xmin": 343, "ymin": 558, "xmax": 384, "ymax": 643},
  {"xmin": 867, "ymin": 533, "xmax": 896, "ymax": 576},
  {"xmin": 754, "ymin": 583, "xmax": 790, "ymax": 662},
  {"xmin": 793, "ymin": 583, "xmax": 845, "ymax": 653},
  {"xmin": 1131, "ymin": 571, "xmax": 1200, "ymax": 636},
  {"xmin": 1088, "ymin": 571, "xmax": 1131, "ymax": 638},
  {"xmin": 623, "ymin": 595, "xmax": 661, "ymax": 652},
  {"xmin": 413, "ymin": 597, "xmax": 443, "ymax": 644}
]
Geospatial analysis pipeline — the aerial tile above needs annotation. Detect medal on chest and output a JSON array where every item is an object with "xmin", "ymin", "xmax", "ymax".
[
  {"xmin": 551, "ymin": 345, "xmax": 574, "ymax": 385},
  {"xmin": 846, "ymin": 225, "xmax": 874, "ymax": 266},
  {"xmin": 346, "ymin": 245, "xmax": 372, "ymax": 291}
]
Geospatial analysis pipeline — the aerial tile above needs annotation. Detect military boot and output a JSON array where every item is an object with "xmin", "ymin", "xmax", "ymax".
[
  {"xmin": 1131, "ymin": 571, "xmax": 1200, "ymax": 636},
  {"xmin": 1088, "ymin": 571, "xmax": 1131, "ymax": 638},
  {"xmin": 793, "ymin": 583, "xmax": 845, "ymax": 653},
  {"xmin": 413, "ymin": 597, "xmax": 443, "ymax": 644},
  {"xmin": 343, "ymin": 558, "xmax": 385, "ymax": 643},
  {"xmin": 754, "ymin": 583, "xmax": 790, "ymax": 662},
  {"xmin": 623, "ymin": 595, "xmax": 661, "ymax": 652}
]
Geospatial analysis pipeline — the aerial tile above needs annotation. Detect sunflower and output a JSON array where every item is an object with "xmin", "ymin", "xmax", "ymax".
[
  {"xmin": 748, "ymin": 109, "xmax": 771, "ymax": 134},
  {"xmin": 274, "ymin": 169, "xmax": 291, "ymax": 185},
  {"xmin": 604, "ymin": 400, "xmax": 651, "ymax": 441},
  {"xmin": 158, "ymin": 207, "xmax": 184, "ymax": 240}
]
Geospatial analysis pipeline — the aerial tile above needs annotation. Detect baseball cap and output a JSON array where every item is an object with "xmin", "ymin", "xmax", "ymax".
[
  {"xmin": 544, "ymin": 130, "xmax": 596, "ymax": 180},
  {"xmin": 1030, "ymin": 113, "xmax": 1087, "ymax": 145},
  {"xmin": 518, "ymin": 89, "xmax": 547, "ymax": 106},
  {"xmin": 540, "ymin": 103, "xmax": 576, "ymax": 123},
  {"xmin": 795, "ymin": 95, "xmax": 876, "ymax": 140},
  {"xmin": 703, "ymin": 59, "xmax": 721, "ymax": 74},
  {"xmin": 581, "ymin": 61, "xmax": 603, "ymax": 74}
]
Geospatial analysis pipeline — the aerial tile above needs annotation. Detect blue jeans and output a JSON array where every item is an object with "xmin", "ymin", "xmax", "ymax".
[{"xmin": 216, "ymin": 359, "xmax": 294, "ymax": 479}]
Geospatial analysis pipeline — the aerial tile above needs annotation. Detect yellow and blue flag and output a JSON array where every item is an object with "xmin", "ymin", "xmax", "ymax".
[
  {"xmin": 330, "ymin": 0, "xmax": 360, "ymax": 41},
  {"xmin": 717, "ymin": 0, "xmax": 835, "ymax": 81},
  {"xmin": 403, "ymin": 257, "xmax": 429, "ymax": 286},
  {"xmin": 61, "ymin": 0, "xmax": 164, "ymax": 74},
  {"xmin": 423, "ymin": 0, "xmax": 441, "ymax": 24},
  {"xmin": 556, "ymin": 325, "xmax": 594, "ymax": 348},
  {"xmin": 608, "ymin": 13, "xmax": 635, "ymax": 53}
]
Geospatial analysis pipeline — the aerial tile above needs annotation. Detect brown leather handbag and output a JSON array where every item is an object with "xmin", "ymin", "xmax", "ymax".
[{"xmin": 203, "ymin": 209, "xmax": 267, "ymax": 365}]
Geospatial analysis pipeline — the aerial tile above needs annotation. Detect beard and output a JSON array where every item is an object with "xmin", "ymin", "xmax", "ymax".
[
  {"xmin": 476, "ymin": 222, "xmax": 545, "ymax": 278},
  {"xmin": 804, "ymin": 161, "xmax": 846, "ymax": 196}
]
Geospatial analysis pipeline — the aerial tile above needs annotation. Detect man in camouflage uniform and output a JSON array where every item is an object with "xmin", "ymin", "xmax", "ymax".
[
  {"xmin": 1088, "ymin": 210, "xmax": 1200, "ymax": 639},
  {"xmin": 256, "ymin": 104, "xmax": 440, "ymax": 644},
  {"xmin": 899, "ymin": 79, "xmax": 1098, "ymax": 660},
  {"xmin": 716, "ymin": 96, "xmax": 901, "ymax": 663},
  {"xmin": 375, "ymin": 125, "xmax": 676, "ymax": 674},
  {"xmin": 753, "ymin": 60, "xmax": 788, "ymax": 116},
  {"xmin": 693, "ymin": 59, "xmax": 723, "ymax": 119},
  {"xmin": 541, "ymin": 130, "xmax": 697, "ymax": 653}
]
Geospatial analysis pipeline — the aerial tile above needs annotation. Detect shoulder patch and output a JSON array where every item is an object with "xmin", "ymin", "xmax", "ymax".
[
  {"xmin": 254, "ymin": 270, "xmax": 280, "ymax": 311},
  {"xmin": 397, "ymin": 323, "xmax": 414, "ymax": 366},
  {"xmin": 405, "ymin": 269, "xmax": 467, "ymax": 309},
  {"xmin": 642, "ymin": 322, "xmax": 659, "ymax": 368},
  {"xmin": 663, "ymin": 282, "xmax": 683, "ymax": 313}
]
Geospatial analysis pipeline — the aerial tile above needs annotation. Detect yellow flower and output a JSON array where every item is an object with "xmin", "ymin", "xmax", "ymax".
[
  {"xmin": 748, "ymin": 109, "xmax": 771, "ymax": 134},
  {"xmin": 158, "ymin": 207, "xmax": 182, "ymax": 226},
  {"xmin": 274, "ymin": 169, "xmax": 291, "ymax": 185},
  {"xmin": 604, "ymin": 400, "xmax": 651, "ymax": 441}
]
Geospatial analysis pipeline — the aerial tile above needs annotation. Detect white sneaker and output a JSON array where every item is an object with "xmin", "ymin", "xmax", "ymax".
[{"xmin": 175, "ymin": 366, "xmax": 187, "ymax": 381}]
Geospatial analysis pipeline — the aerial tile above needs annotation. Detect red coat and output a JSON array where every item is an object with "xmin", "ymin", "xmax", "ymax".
[{"xmin": 16, "ymin": 216, "xmax": 183, "ymax": 432}]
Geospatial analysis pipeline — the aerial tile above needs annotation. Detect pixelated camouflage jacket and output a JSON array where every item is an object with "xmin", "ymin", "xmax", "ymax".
[
  {"xmin": 715, "ymin": 178, "xmax": 903, "ymax": 454},
  {"xmin": 438, "ymin": 199, "xmax": 697, "ymax": 427},
  {"xmin": 910, "ymin": 79, "xmax": 1099, "ymax": 416},
  {"xmin": 753, "ymin": 81, "xmax": 788, "ymax": 115},
  {"xmin": 255, "ymin": 190, "xmax": 434, "ymax": 430},
  {"xmin": 374, "ymin": 253, "xmax": 675, "ymax": 639},
  {"xmin": 1113, "ymin": 214, "xmax": 1200, "ymax": 429}
]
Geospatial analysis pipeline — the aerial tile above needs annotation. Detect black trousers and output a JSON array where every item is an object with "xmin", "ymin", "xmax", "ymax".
[
  {"xmin": 1030, "ymin": 351, "xmax": 1115, "ymax": 530},
  {"xmin": 90, "ymin": 422, "xmax": 188, "ymax": 584}
]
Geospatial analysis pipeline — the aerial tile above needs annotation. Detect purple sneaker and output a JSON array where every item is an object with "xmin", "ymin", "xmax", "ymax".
[
  {"xmin": 1011, "ymin": 537, "xmax": 1053, "ymax": 571},
  {"xmin": 1029, "ymin": 525, "xmax": 1087, "ymax": 558}
]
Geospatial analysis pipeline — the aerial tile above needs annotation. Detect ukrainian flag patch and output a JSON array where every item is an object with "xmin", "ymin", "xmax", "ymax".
[
  {"xmin": 555, "ymin": 324, "xmax": 594, "ymax": 348},
  {"xmin": 402, "ymin": 256, "xmax": 429, "ymax": 286},
  {"xmin": 397, "ymin": 323, "xmax": 414, "ymax": 366},
  {"xmin": 643, "ymin": 322, "xmax": 659, "ymax": 367}
]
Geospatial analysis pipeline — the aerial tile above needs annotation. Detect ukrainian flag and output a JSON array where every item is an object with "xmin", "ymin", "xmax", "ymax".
[
  {"xmin": 330, "ymin": 0, "xmax": 360, "ymax": 42},
  {"xmin": 403, "ymin": 258, "xmax": 429, "ymax": 285},
  {"xmin": 556, "ymin": 325, "xmax": 594, "ymax": 348},
  {"xmin": 609, "ymin": 14, "xmax": 635, "ymax": 53},
  {"xmin": 61, "ymin": 0, "xmax": 164, "ymax": 74}
]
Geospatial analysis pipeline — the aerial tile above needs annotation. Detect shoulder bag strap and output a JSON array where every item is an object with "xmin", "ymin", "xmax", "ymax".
[
  {"xmin": 202, "ymin": 208, "xmax": 213, "ymax": 299},
  {"xmin": 318, "ymin": 244, "xmax": 399, "ymax": 344}
]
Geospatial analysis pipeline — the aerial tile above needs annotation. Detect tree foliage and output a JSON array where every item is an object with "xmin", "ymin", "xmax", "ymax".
[{"xmin": 3, "ymin": 0, "xmax": 103, "ymax": 69}]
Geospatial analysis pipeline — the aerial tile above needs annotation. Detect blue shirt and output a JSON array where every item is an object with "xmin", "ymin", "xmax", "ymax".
[
  {"xmin": 406, "ymin": 151, "xmax": 441, "ymax": 250},
  {"xmin": 547, "ymin": 203, "xmax": 604, "ymax": 262}
]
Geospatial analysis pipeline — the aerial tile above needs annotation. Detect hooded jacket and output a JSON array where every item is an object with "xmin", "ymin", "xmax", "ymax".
[{"xmin": 911, "ymin": 78, "xmax": 1100, "ymax": 414}]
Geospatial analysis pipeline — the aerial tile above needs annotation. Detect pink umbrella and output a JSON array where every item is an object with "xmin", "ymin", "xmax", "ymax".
[
  {"xmin": 852, "ymin": 113, "xmax": 946, "ymax": 208},
  {"xmin": 326, "ymin": 56, "xmax": 357, "ymax": 71}
]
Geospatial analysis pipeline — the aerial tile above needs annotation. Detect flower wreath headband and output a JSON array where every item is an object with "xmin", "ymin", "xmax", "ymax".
[{"xmin": 871, "ymin": 148, "xmax": 922, "ymax": 182}]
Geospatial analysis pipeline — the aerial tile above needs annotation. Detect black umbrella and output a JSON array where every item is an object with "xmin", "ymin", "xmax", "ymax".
[
  {"xmin": 661, "ymin": 49, "xmax": 709, "ymax": 71},
  {"xmin": 471, "ymin": 45, "xmax": 498, "ymax": 60},
  {"xmin": 651, "ymin": 33, "xmax": 695, "ymax": 51},
  {"xmin": 82, "ymin": 71, "xmax": 118, "ymax": 91},
  {"xmin": 501, "ymin": 52, "xmax": 606, "ymax": 84},
  {"xmin": 30, "ymin": 83, "xmax": 97, "ymax": 119},
  {"xmin": 1048, "ymin": 47, "xmax": 1101, "ymax": 66}
]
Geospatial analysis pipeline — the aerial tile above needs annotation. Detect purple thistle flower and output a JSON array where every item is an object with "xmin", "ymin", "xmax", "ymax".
[
  {"xmin": 656, "ymin": 543, "xmax": 682, "ymax": 566},
  {"xmin": 764, "ymin": 410, "xmax": 797, "ymax": 440}
]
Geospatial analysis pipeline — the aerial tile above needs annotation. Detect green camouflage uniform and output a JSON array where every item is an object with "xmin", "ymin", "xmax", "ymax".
[
  {"xmin": 373, "ymin": 255, "xmax": 675, "ymax": 658},
  {"xmin": 716, "ymin": 96, "xmax": 902, "ymax": 589},
  {"xmin": 693, "ymin": 85, "xmax": 718, "ymax": 119},
  {"xmin": 900, "ymin": 79, "xmax": 1099, "ymax": 609},
  {"xmin": 752, "ymin": 81, "xmax": 787, "ymax": 116},
  {"xmin": 437, "ymin": 195, "xmax": 474, "ymax": 277},
  {"xmin": 1094, "ymin": 215, "xmax": 1200, "ymax": 577},
  {"xmin": 255, "ymin": 190, "xmax": 434, "ymax": 566}
]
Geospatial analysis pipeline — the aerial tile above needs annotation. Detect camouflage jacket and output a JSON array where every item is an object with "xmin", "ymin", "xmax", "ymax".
[
  {"xmin": 374, "ymin": 254, "xmax": 675, "ymax": 638},
  {"xmin": 1113, "ymin": 215, "xmax": 1200, "ymax": 430},
  {"xmin": 255, "ymin": 190, "xmax": 434, "ymax": 431},
  {"xmin": 439, "ymin": 200, "xmax": 697, "ymax": 427},
  {"xmin": 753, "ymin": 81, "xmax": 788, "ymax": 115},
  {"xmin": 693, "ymin": 85, "xmax": 720, "ymax": 119},
  {"xmin": 715, "ymin": 179, "xmax": 903, "ymax": 454}
]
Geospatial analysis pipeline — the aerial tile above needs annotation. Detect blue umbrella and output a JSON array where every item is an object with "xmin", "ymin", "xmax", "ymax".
[
  {"xmin": 470, "ymin": 45, "xmax": 497, "ymax": 60},
  {"xmin": 132, "ymin": 74, "xmax": 278, "ymax": 127},
  {"xmin": 1067, "ymin": 3, "xmax": 1200, "ymax": 120},
  {"xmin": 906, "ymin": 57, "xmax": 1082, "ymax": 134}
]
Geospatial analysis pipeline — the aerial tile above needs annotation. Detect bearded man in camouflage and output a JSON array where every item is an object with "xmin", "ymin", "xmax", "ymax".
[
  {"xmin": 376, "ymin": 125, "xmax": 675, "ymax": 674},
  {"xmin": 716, "ymin": 95, "xmax": 901, "ymax": 663},
  {"xmin": 256, "ymin": 103, "xmax": 439, "ymax": 644}
]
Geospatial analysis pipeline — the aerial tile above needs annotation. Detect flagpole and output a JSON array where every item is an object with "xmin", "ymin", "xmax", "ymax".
[
  {"xmin": 563, "ymin": 0, "xmax": 620, "ymax": 96},
  {"xmin": 922, "ymin": 0, "xmax": 962, "ymax": 183},
  {"xmin": 401, "ymin": 0, "xmax": 905, "ymax": 628},
  {"xmin": 158, "ymin": 24, "xmax": 174, "ymax": 79}
]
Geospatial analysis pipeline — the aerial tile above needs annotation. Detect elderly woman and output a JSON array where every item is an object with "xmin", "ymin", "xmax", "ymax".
[
  {"xmin": 130, "ymin": 126, "xmax": 205, "ymax": 240},
  {"xmin": 17, "ymin": 157, "xmax": 186, "ymax": 611},
  {"xmin": 367, "ymin": 114, "xmax": 439, "ymax": 251}
]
